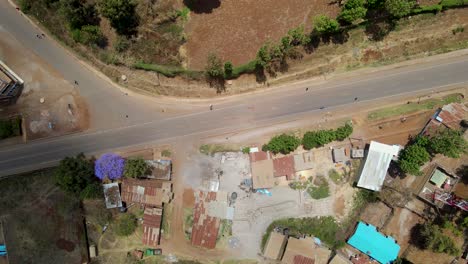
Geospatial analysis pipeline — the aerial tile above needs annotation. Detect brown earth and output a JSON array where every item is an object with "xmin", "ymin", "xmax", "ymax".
[
  {"xmin": 383, "ymin": 207, "xmax": 424, "ymax": 254},
  {"xmin": 184, "ymin": 0, "xmax": 340, "ymax": 69}
]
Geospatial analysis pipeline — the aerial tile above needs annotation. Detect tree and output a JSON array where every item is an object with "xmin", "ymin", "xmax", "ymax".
[
  {"xmin": 287, "ymin": 26, "xmax": 310, "ymax": 46},
  {"xmin": 418, "ymin": 223, "xmax": 460, "ymax": 256},
  {"xmin": 72, "ymin": 25, "xmax": 104, "ymax": 45},
  {"xmin": 264, "ymin": 134, "xmax": 301, "ymax": 154},
  {"xmin": 55, "ymin": 153, "xmax": 95, "ymax": 194},
  {"xmin": 256, "ymin": 44, "xmax": 271, "ymax": 67},
  {"xmin": 335, "ymin": 123, "xmax": 353, "ymax": 141},
  {"xmin": 313, "ymin": 15, "xmax": 340, "ymax": 35},
  {"xmin": 398, "ymin": 144, "xmax": 430, "ymax": 175},
  {"xmin": 302, "ymin": 130, "xmax": 336, "ymax": 150},
  {"xmin": 59, "ymin": 0, "xmax": 98, "ymax": 30},
  {"xmin": 124, "ymin": 157, "xmax": 149, "ymax": 178},
  {"xmin": 205, "ymin": 54, "xmax": 224, "ymax": 79},
  {"xmin": 385, "ymin": 0, "xmax": 415, "ymax": 18},
  {"xmin": 339, "ymin": 0, "xmax": 367, "ymax": 24},
  {"xmin": 429, "ymin": 129, "xmax": 467, "ymax": 158},
  {"xmin": 224, "ymin": 61, "xmax": 233, "ymax": 78},
  {"xmin": 99, "ymin": 0, "xmax": 138, "ymax": 35},
  {"xmin": 95, "ymin": 153, "xmax": 125, "ymax": 181},
  {"xmin": 115, "ymin": 213, "xmax": 137, "ymax": 236}
]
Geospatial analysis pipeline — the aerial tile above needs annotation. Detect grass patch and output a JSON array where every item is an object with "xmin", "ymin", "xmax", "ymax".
[
  {"xmin": 161, "ymin": 203, "xmax": 173, "ymax": 239},
  {"xmin": 261, "ymin": 216, "xmax": 345, "ymax": 250},
  {"xmin": 368, "ymin": 93, "xmax": 463, "ymax": 120},
  {"xmin": 328, "ymin": 169, "xmax": 343, "ymax": 184},
  {"xmin": 307, "ymin": 176, "xmax": 330, "ymax": 199},
  {"xmin": 133, "ymin": 62, "xmax": 186, "ymax": 77},
  {"xmin": 0, "ymin": 117, "xmax": 22, "ymax": 139},
  {"xmin": 217, "ymin": 219, "xmax": 233, "ymax": 242},
  {"xmin": 176, "ymin": 7, "xmax": 190, "ymax": 21},
  {"xmin": 199, "ymin": 144, "xmax": 240, "ymax": 156},
  {"xmin": 161, "ymin": 149, "xmax": 172, "ymax": 157},
  {"xmin": 183, "ymin": 207, "xmax": 194, "ymax": 240}
]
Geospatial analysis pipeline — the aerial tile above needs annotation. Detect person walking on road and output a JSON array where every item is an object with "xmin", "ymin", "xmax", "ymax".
[{"xmin": 209, "ymin": 104, "xmax": 213, "ymax": 111}]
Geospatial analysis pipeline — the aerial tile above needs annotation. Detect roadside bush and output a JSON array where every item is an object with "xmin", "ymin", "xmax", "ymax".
[
  {"xmin": 242, "ymin": 147, "xmax": 250, "ymax": 154},
  {"xmin": 55, "ymin": 153, "xmax": 96, "ymax": 195},
  {"xmin": 263, "ymin": 134, "xmax": 301, "ymax": 155},
  {"xmin": 74, "ymin": 25, "xmax": 104, "ymax": 46},
  {"xmin": 124, "ymin": 157, "xmax": 149, "ymax": 178},
  {"xmin": 440, "ymin": 0, "xmax": 468, "ymax": 8},
  {"xmin": 205, "ymin": 54, "xmax": 224, "ymax": 79},
  {"xmin": 256, "ymin": 44, "xmax": 272, "ymax": 67},
  {"xmin": 224, "ymin": 61, "xmax": 233, "ymax": 78},
  {"xmin": 334, "ymin": 123, "xmax": 353, "ymax": 141},
  {"xmin": 411, "ymin": 4, "xmax": 442, "ymax": 14},
  {"xmin": 287, "ymin": 26, "xmax": 310, "ymax": 46},
  {"xmin": 229, "ymin": 60, "xmax": 257, "ymax": 79},
  {"xmin": 115, "ymin": 213, "xmax": 137, "ymax": 236},
  {"xmin": 0, "ymin": 118, "xmax": 22, "ymax": 139},
  {"xmin": 59, "ymin": 0, "xmax": 98, "ymax": 30},
  {"xmin": 133, "ymin": 62, "xmax": 188, "ymax": 77},
  {"xmin": 385, "ymin": 0, "xmax": 416, "ymax": 18},
  {"xmin": 313, "ymin": 15, "xmax": 340, "ymax": 35},
  {"xmin": 302, "ymin": 130, "xmax": 336, "ymax": 150},
  {"xmin": 338, "ymin": 0, "xmax": 367, "ymax": 24},
  {"xmin": 19, "ymin": 0, "xmax": 32, "ymax": 13}
]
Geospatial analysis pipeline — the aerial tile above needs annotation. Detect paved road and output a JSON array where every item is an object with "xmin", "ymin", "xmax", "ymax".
[{"xmin": 0, "ymin": 0, "xmax": 468, "ymax": 176}]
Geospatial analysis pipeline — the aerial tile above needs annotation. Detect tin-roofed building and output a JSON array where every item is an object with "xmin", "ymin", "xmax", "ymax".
[
  {"xmin": 191, "ymin": 190, "xmax": 220, "ymax": 249},
  {"xmin": 121, "ymin": 178, "xmax": 172, "ymax": 207},
  {"xmin": 251, "ymin": 159, "xmax": 275, "ymax": 189},
  {"xmin": 142, "ymin": 207, "xmax": 163, "ymax": 247},
  {"xmin": 263, "ymin": 231, "xmax": 287, "ymax": 260},
  {"xmin": 357, "ymin": 141, "xmax": 400, "ymax": 191},
  {"xmin": 103, "ymin": 182, "xmax": 122, "ymax": 209},
  {"xmin": 282, "ymin": 236, "xmax": 331, "ymax": 264},
  {"xmin": 273, "ymin": 156, "xmax": 295, "ymax": 180},
  {"xmin": 294, "ymin": 152, "xmax": 314, "ymax": 172}
]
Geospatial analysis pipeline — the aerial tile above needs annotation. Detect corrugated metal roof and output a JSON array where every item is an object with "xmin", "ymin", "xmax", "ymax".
[
  {"xmin": 191, "ymin": 190, "xmax": 220, "ymax": 249},
  {"xmin": 273, "ymin": 156, "xmax": 296, "ymax": 180},
  {"xmin": 294, "ymin": 255, "xmax": 316, "ymax": 264},
  {"xmin": 263, "ymin": 231, "xmax": 287, "ymax": 260},
  {"xmin": 121, "ymin": 178, "xmax": 172, "ymax": 207},
  {"xmin": 142, "ymin": 207, "xmax": 162, "ymax": 247},
  {"xmin": 283, "ymin": 236, "xmax": 331, "ymax": 264},
  {"xmin": 251, "ymin": 159, "xmax": 275, "ymax": 189},
  {"xmin": 357, "ymin": 141, "xmax": 400, "ymax": 191},
  {"xmin": 249, "ymin": 151, "xmax": 271, "ymax": 162}
]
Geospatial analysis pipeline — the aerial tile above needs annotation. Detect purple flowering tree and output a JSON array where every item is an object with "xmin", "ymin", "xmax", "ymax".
[{"xmin": 95, "ymin": 153, "xmax": 125, "ymax": 181}]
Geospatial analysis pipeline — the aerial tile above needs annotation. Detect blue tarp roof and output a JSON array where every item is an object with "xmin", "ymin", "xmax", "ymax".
[{"xmin": 347, "ymin": 222, "xmax": 400, "ymax": 264}]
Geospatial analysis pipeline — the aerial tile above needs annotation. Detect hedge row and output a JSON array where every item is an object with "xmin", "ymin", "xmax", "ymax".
[
  {"xmin": 412, "ymin": 0, "xmax": 468, "ymax": 14},
  {"xmin": 133, "ymin": 62, "xmax": 203, "ymax": 78}
]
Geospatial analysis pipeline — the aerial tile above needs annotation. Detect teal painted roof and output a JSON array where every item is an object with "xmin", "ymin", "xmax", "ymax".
[{"xmin": 348, "ymin": 222, "xmax": 400, "ymax": 264}]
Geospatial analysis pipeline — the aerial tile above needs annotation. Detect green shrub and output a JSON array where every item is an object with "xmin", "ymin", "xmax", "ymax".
[
  {"xmin": 313, "ymin": 15, "xmax": 340, "ymax": 34},
  {"xmin": 79, "ymin": 25, "xmax": 104, "ymax": 45},
  {"xmin": 328, "ymin": 169, "xmax": 342, "ymax": 183},
  {"xmin": 256, "ymin": 44, "xmax": 272, "ymax": 67},
  {"xmin": 133, "ymin": 62, "xmax": 185, "ymax": 77},
  {"xmin": 242, "ymin": 147, "xmax": 250, "ymax": 154},
  {"xmin": 0, "ymin": 117, "xmax": 22, "ymax": 139},
  {"xmin": 335, "ymin": 123, "xmax": 353, "ymax": 141},
  {"xmin": 440, "ymin": 0, "xmax": 468, "ymax": 8},
  {"xmin": 114, "ymin": 36, "xmax": 130, "ymax": 52},
  {"xmin": 385, "ymin": 0, "xmax": 415, "ymax": 18},
  {"xmin": 398, "ymin": 143, "xmax": 430, "ymax": 176},
  {"xmin": 302, "ymin": 130, "xmax": 336, "ymax": 150},
  {"xmin": 263, "ymin": 134, "xmax": 301, "ymax": 154},
  {"xmin": 452, "ymin": 26, "xmax": 465, "ymax": 35},
  {"xmin": 79, "ymin": 182, "xmax": 103, "ymax": 199},
  {"xmin": 124, "ymin": 157, "xmax": 149, "ymax": 178},
  {"xmin": 224, "ymin": 61, "xmax": 233, "ymax": 78},
  {"xmin": 230, "ymin": 60, "xmax": 258, "ymax": 78},
  {"xmin": 161, "ymin": 149, "xmax": 172, "ymax": 157},
  {"xmin": 411, "ymin": 4, "xmax": 442, "ymax": 14},
  {"xmin": 429, "ymin": 129, "xmax": 467, "ymax": 158},
  {"xmin": 307, "ymin": 176, "xmax": 330, "ymax": 199},
  {"xmin": 287, "ymin": 25, "xmax": 310, "ymax": 46},
  {"xmin": 205, "ymin": 54, "xmax": 224, "ymax": 79},
  {"xmin": 338, "ymin": 0, "xmax": 367, "ymax": 24},
  {"xmin": 115, "ymin": 213, "xmax": 137, "ymax": 236},
  {"xmin": 19, "ymin": 0, "xmax": 32, "ymax": 13}
]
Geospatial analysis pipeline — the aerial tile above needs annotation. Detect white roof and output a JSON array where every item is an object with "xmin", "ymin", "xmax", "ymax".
[{"xmin": 357, "ymin": 141, "xmax": 400, "ymax": 191}]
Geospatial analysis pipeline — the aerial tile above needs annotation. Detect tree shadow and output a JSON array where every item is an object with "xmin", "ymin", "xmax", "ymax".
[
  {"xmin": 183, "ymin": 0, "xmax": 221, "ymax": 14},
  {"xmin": 409, "ymin": 223, "xmax": 426, "ymax": 249},
  {"xmin": 365, "ymin": 20, "xmax": 395, "ymax": 41},
  {"xmin": 254, "ymin": 64, "xmax": 266, "ymax": 84},
  {"xmin": 388, "ymin": 161, "xmax": 405, "ymax": 179},
  {"xmin": 456, "ymin": 165, "xmax": 468, "ymax": 184},
  {"xmin": 207, "ymin": 77, "xmax": 225, "ymax": 93},
  {"xmin": 304, "ymin": 35, "xmax": 320, "ymax": 54}
]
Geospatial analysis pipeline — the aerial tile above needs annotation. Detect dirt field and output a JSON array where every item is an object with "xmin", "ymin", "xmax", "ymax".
[
  {"xmin": 383, "ymin": 207, "xmax": 424, "ymax": 253},
  {"xmin": 0, "ymin": 28, "xmax": 88, "ymax": 140},
  {"xmin": 0, "ymin": 170, "xmax": 87, "ymax": 264},
  {"xmin": 360, "ymin": 202, "xmax": 393, "ymax": 229},
  {"xmin": 184, "ymin": 0, "xmax": 339, "ymax": 69}
]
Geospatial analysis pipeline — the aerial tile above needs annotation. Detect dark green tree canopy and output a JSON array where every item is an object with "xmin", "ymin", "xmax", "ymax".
[
  {"xmin": 313, "ymin": 15, "xmax": 340, "ymax": 35},
  {"xmin": 124, "ymin": 157, "xmax": 150, "ymax": 178},
  {"xmin": 59, "ymin": 0, "xmax": 98, "ymax": 30},
  {"xmin": 55, "ymin": 153, "xmax": 95, "ymax": 194},
  {"xmin": 99, "ymin": 0, "xmax": 138, "ymax": 35},
  {"xmin": 339, "ymin": 0, "xmax": 368, "ymax": 24},
  {"xmin": 385, "ymin": 0, "xmax": 415, "ymax": 18},
  {"xmin": 264, "ymin": 134, "xmax": 301, "ymax": 154},
  {"xmin": 429, "ymin": 129, "xmax": 467, "ymax": 158}
]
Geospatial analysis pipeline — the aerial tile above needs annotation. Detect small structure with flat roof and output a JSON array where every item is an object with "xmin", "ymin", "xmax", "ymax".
[
  {"xmin": 347, "ymin": 222, "xmax": 400, "ymax": 264},
  {"xmin": 263, "ymin": 231, "xmax": 287, "ymax": 260},
  {"xmin": 0, "ymin": 60, "xmax": 23, "ymax": 106},
  {"xmin": 421, "ymin": 103, "xmax": 468, "ymax": 136},
  {"xmin": 146, "ymin": 159, "xmax": 172, "ymax": 180},
  {"xmin": 293, "ymin": 152, "xmax": 314, "ymax": 172},
  {"xmin": 357, "ymin": 141, "xmax": 400, "ymax": 191},
  {"xmin": 251, "ymin": 159, "xmax": 275, "ymax": 189},
  {"xmin": 351, "ymin": 149, "xmax": 364, "ymax": 159},
  {"xmin": 333, "ymin": 148, "xmax": 347, "ymax": 163},
  {"xmin": 103, "ymin": 182, "xmax": 122, "ymax": 209},
  {"xmin": 142, "ymin": 207, "xmax": 163, "ymax": 247},
  {"xmin": 282, "ymin": 236, "xmax": 331, "ymax": 264}
]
